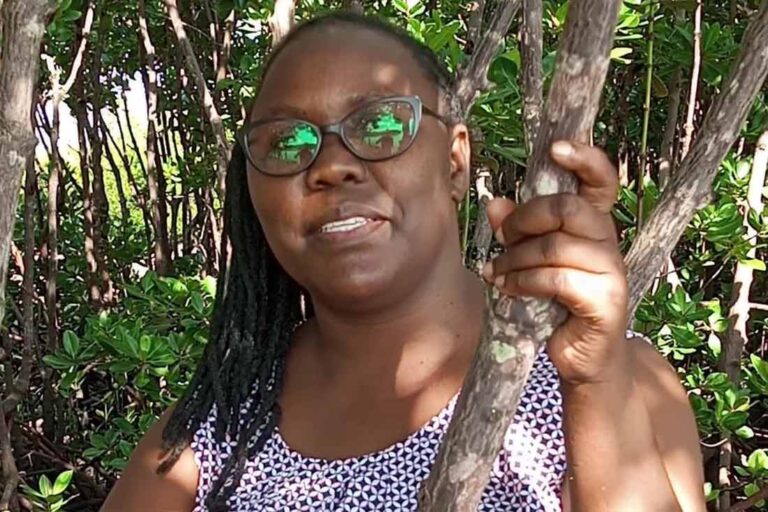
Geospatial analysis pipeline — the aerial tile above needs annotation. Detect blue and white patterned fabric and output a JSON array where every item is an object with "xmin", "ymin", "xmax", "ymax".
[{"xmin": 190, "ymin": 343, "xmax": 567, "ymax": 511}]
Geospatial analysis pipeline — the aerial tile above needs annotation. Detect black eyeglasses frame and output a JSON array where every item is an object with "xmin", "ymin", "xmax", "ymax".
[{"xmin": 238, "ymin": 95, "xmax": 445, "ymax": 177}]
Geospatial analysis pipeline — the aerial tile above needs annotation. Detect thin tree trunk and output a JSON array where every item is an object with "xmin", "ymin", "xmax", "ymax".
[
  {"xmin": 139, "ymin": 0, "xmax": 173, "ymax": 275},
  {"xmin": 659, "ymin": 67, "xmax": 682, "ymax": 187},
  {"xmin": 717, "ymin": 130, "xmax": 768, "ymax": 510},
  {"xmin": 74, "ymin": 98, "xmax": 102, "ymax": 307},
  {"xmin": 680, "ymin": 0, "xmax": 702, "ymax": 159},
  {"xmin": 2, "ymin": 159, "xmax": 38, "ymax": 414},
  {"xmin": 100, "ymin": 121, "xmax": 130, "ymax": 230},
  {"xmin": 466, "ymin": 0, "xmax": 486, "ymax": 53},
  {"xmin": 0, "ymin": 1, "xmax": 55, "ymax": 508},
  {"xmin": 103, "ymin": 118, "xmax": 153, "ymax": 244},
  {"xmin": 87, "ymin": 8, "xmax": 114, "ymax": 304},
  {"xmin": 165, "ymin": 0, "xmax": 231, "ymax": 202},
  {"xmin": 626, "ymin": 0, "xmax": 768, "ymax": 317},
  {"xmin": 520, "ymin": 0, "xmax": 543, "ymax": 154},
  {"xmin": 269, "ymin": 0, "xmax": 296, "ymax": 48},
  {"xmin": 421, "ymin": 0, "xmax": 622, "ymax": 508}
]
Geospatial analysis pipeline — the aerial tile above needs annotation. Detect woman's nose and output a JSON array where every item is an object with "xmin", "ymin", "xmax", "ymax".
[{"xmin": 304, "ymin": 134, "xmax": 367, "ymax": 189}]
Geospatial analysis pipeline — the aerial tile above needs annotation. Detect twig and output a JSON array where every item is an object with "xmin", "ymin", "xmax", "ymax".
[
  {"xmin": 728, "ymin": 484, "xmax": 768, "ymax": 512},
  {"xmin": 453, "ymin": 0, "xmax": 522, "ymax": 116}
]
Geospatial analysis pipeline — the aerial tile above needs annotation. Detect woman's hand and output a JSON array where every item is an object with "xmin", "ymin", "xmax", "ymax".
[{"xmin": 482, "ymin": 140, "xmax": 628, "ymax": 385}]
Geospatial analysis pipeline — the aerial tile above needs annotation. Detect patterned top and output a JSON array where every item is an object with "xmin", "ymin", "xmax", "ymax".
[{"xmin": 190, "ymin": 344, "xmax": 567, "ymax": 511}]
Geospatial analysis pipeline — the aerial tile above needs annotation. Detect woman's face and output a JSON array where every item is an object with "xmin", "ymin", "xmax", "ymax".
[{"xmin": 247, "ymin": 25, "xmax": 470, "ymax": 312}]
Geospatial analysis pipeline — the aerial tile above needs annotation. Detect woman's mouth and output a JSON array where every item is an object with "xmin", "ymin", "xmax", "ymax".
[
  {"xmin": 320, "ymin": 216, "xmax": 373, "ymax": 233},
  {"xmin": 315, "ymin": 216, "xmax": 387, "ymax": 242}
]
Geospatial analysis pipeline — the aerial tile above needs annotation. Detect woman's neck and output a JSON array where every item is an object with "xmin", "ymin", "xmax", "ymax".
[{"xmin": 301, "ymin": 260, "xmax": 486, "ymax": 397}]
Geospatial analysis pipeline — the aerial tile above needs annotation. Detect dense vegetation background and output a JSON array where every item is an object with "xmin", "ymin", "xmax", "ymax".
[{"xmin": 1, "ymin": 0, "xmax": 767, "ymax": 510}]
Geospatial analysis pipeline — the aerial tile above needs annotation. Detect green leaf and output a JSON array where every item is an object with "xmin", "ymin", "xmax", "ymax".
[
  {"xmin": 745, "ymin": 482, "xmax": 766, "ymax": 507},
  {"xmin": 707, "ymin": 333, "xmax": 722, "ymax": 359},
  {"xmin": 52, "ymin": 470, "xmax": 73, "ymax": 495},
  {"xmin": 750, "ymin": 354, "xmax": 768, "ymax": 384},
  {"xmin": 747, "ymin": 449, "xmax": 768, "ymax": 474},
  {"xmin": 190, "ymin": 292, "xmax": 204, "ymax": 315},
  {"xmin": 43, "ymin": 354, "xmax": 75, "ymax": 370},
  {"xmin": 39, "ymin": 474, "xmax": 52, "ymax": 497},
  {"xmin": 704, "ymin": 372, "xmax": 731, "ymax": 392},
  {"xmin": 83, "ymin": 447, "xmax": 104, "ymax": 459},
  {"xmin": 720, "ymin": 411, "xmax": 748, "ymax": 431},
  {"xmin": 610, "ymin": 47, "xmax": 633, "ymax": 63},
  {"xmin": 62, "ymin": 330, "xmax": 80, "ymax": 358},
  {"xmin": 109, "ymin": 360, "xmax": 136, "ymax": 373},
  {"xmin": 735, "ymin": 425, "xmax": 754, "ymax": 439},
  {"xmin": 741, "ymin": 259, "xmax": 766, "ymax": 271}
]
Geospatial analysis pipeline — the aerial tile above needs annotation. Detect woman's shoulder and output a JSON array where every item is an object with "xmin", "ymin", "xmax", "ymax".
[{"xmin": 100, "ymin": 405, "xmax": 199, "ymax": 512}]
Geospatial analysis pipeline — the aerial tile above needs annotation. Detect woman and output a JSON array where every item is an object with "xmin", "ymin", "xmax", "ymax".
[{"xmin": 103, "ymin": 12, "xmax": 705, "ymax": 511}]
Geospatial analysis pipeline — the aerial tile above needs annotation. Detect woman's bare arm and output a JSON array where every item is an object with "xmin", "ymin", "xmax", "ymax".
[
  {"xmin": 561, "ymin": 339, "xmax": 705, "ymax": 512},
  {"xmin": 100, "ymin": 406, "xmax": 199, "ymax": 512}
]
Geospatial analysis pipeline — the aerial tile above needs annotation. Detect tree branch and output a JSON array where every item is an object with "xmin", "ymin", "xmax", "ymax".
[
  {"xmin": 269, "ymin": 0, "xmax": 296, "ymax": 49},
  {"xmin": 625, "ymin": 0, "xmax": 768, "ymax": 317},
  {"xmin": 419, "ymin": 0, "xmax": 622, "ymax": 509},
  {"xmin": 164, "ymin": 0, "xmax": 230, "ymax": 200},
  {"xmin": 520, "ymin": 0, "xmax": 543, "ymax": 153},
  {"xmin": 453, "ymin": 0, "xmax": 522, "ymax": 116}
]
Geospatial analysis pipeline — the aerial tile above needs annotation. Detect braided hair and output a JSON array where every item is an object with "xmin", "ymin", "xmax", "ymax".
[{"xmin": 158, "ymin": 10, "xmax": 461, "ymax": 509}]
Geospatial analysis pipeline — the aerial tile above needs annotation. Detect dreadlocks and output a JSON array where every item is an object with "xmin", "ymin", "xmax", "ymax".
[{"xmin": 158, "ymin": 10, "xmax": 461, "ymax": 509}]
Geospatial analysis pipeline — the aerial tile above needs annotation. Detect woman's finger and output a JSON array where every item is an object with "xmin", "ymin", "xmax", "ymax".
[
  {"xmin": 551, "ymin": 141, "xmax": 619, "ymax": 214},
  {"xmin": 495, "ymin": 193, "xmax": 616, "ymax": 246},
  {"xmin": 493, "ymin": 266, "xmax": 628, "ymax": 318},
  {"xmin": 485, "ymin": 233, "xmax": 622, "ymax": 277},
  {"xmin": 485, "ymin": 197, "xmax": 516, "ymax": 242}
]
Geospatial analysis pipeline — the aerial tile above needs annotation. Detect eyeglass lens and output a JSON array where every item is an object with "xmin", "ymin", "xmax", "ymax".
[{"xmin": 246, "ymin": 99, "xmax": 419, "ymax": 175}]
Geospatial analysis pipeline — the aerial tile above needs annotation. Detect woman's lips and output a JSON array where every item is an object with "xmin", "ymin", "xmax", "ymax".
[{"xmin": 312, "ymin": 218, "xmax": 388, "ymax": 244}]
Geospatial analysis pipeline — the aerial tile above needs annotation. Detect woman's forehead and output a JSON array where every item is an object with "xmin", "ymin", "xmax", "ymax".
[{"xmin": 252, "ymin": 27, "xmax": 439, "ymax": 121}]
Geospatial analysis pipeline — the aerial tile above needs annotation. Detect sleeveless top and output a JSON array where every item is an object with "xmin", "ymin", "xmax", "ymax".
[{"xmin": 190, "ymin": 343, "xmax": 567, "ymax": 511}]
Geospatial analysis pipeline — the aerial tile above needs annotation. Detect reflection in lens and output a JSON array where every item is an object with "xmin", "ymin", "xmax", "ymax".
[
  {"xmin": 347, "ymin": 100, "xmax": 415, "ymax": 160},
  {"xmin": 270, "ymin": 123, "xmax": 318, "ymax": 165}
]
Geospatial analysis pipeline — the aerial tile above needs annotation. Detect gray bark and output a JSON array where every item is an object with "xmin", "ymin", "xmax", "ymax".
[
  {"xmin": 419, "ymin": 0, "xmax": 622, "ymax": 509},
  {"xmin": 269, "ymin": 0, "xmax": 296, "ymax": 48},
  {"xmin": 0, "ymin": 1, "xmax": 55, "ymax": 507},
  {"xmin": 625, "ymin": 0, "xmax": 768, "ymax": 317},
  {"xmin": 139, "ymin": 0, "xmax": 173, "ymax": 275},
  {"xmin": 520, "ymin": 0, "xmax": 543, "ymax": 153}
]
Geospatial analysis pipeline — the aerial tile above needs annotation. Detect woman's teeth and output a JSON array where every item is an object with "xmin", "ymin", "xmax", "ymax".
[{"xmin": 320, "ymin": 216, "xmax": 371, "ymax": 233}]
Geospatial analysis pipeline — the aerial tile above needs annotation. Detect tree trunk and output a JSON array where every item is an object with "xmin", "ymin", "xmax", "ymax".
[
  {"xmin": 659, "ymin": 67, "xmax": 682, "ymax": 187},
  {"xmin": 269, "ymin": 0, "xmax": 296, "ymax": 48},
  {"xmin": 87, "ymin": 9, "xmax": 114, "ymax": 304},
  {"xmin": 74, "ymin": 98, "xmax": 102, "ymax": 307},
  {"xmin": 717, "ymin": 130, "xmax": 768, "ymax": 510},
  {"xmin": 139, "ymin": 0, "xmax": 173, "ymax": 275},
  {"xmin": 100, "ymin": 121, "xmax": 131, "ymax": 230},
  {"xmin": 625, "ymin": 0, "xmax": 768, "ymax": 316},
  {"xmin": 420, "ymin": 0, "xmax": 622, "ymax": 509},
  {"xmin": 165, "ymin": 0, "xmax": 230, "ymax": 203},
  {"xmin": 520, "ymin": 0, "xmax": 543, "ymax": 153},
  {"xmin": 0, "ymin": 1, "xmax": 55, "ymax": 508}
]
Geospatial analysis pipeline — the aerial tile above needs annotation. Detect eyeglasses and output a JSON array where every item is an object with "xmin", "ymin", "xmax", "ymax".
[{"xmin": 239, "ymin": 96, "xmax": 444, "ymax": 176}]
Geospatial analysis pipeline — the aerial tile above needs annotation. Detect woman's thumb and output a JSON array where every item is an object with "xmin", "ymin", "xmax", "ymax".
[{"xmin": 485, "ymin": 197, "xmax": 516, "ymax": 243}]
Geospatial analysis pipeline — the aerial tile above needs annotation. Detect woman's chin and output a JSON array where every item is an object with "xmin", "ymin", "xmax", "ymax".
[{"xmin": 310, "ymin": 271, "xmax": 406, "ymax": 314}]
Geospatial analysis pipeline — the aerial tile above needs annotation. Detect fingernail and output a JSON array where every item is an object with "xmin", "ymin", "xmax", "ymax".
[
  {"xmin": 552, "ymin": 141, "xmax": 573, "ymax": 157},
  {"xmin": 494, "ymin": 275, "xmax": 505, "ymax": 289},
  {"xmin": 482, "ymin": 262, "xmax": 493, "ymax": 281},
  {"xmin": 494, "ymin": 227, "xmax": 506, "ymax": 246}
]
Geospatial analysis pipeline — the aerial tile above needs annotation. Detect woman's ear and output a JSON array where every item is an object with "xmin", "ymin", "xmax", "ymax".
[{"xmin": 448, "ymin": 123, "xmax": 471, "ymax": 203}]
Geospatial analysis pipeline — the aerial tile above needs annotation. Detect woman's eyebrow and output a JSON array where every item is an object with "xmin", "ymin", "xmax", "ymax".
[{"xmin": 249, "ymin": 103, "xmax": 309, "ymax": 123}]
